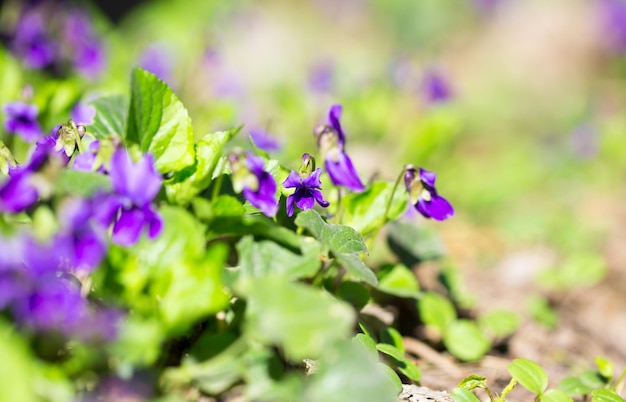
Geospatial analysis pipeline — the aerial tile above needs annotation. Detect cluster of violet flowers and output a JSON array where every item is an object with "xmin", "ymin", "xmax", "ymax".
[
  {"xmin": 228, "ymin": 103, "xmax": 454, "ymax": 222},
  {"xmin": 2, "ymin": 2, "xmax": 104, "ymax": 78},
  {"xmin": 0, "ymin": 112, "xmax": 163, "ymax": 341}
]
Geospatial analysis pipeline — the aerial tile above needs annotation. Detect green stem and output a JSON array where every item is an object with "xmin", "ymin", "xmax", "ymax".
[
  {"xmin": 613, "ymin": 367, "xmax": 626, "ymax": 392},
  {"xmin": 211, "ymin": 173, "xmax": 225, "ymax": 202},
  {"xmin": 366, "ymin": 165, "xmax": 412, "ymax": 250},
  {"xmin": 498, "ymin": 378, "xmax": 517, "ymax": 401}
]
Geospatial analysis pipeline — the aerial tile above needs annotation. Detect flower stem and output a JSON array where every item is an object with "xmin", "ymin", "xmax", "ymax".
[
  {"xmin": 212, "ymin": 173, "xmax": 225, "ymax": 202},
  {"xmin": 366, "ymin": 165, "xmax": 412, "ymax": 249}
]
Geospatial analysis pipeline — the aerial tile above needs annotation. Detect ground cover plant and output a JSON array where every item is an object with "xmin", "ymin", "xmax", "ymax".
[{"xmin": 1, "ymin": 0, "xmax": 626, "ymax": 401}]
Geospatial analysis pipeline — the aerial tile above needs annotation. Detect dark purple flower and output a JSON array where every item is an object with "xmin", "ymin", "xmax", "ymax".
[
  {"xmin": 421, "ymin": 68, "xmax": 453, "ymax": 104},
  {"xmin": 0, "ymin": 167, "xmax": 38, "ymax": 213},
  {"xmin": 249, "ymin": 129, "xmax": 282, "ymax": 152},
  {"xmin": 282, "ymin": 154, "xmax": 330, "ymax": 217},
  {"xmin": 324, "ymin": 149, "xmax": 365, "ymax": 191},
  {"xmin": 327, "ymin": 104, "xmax": 346, "ymax": 145},
  {"xmin": 71, "ymin": 102, "xmax": 96, "ymax": 125},
  {"xmin": 404, "ymin": 167, "xmax": 454, "ymax": 221},
  {"xmin": 316, "ymin": 104, "xmax": 365, "ymax": 191},
  {"xmin": 99, "ymin": 149, "xmax": 163, "ymax": 246},
  {"xmin": 11, "ymin": 10, "xmax": 56, "ymax": 69},
  {"xmin": 241, "ymin": 154, "xmax": 279, "ymax": 217},
  {"xmin": 3, "ymin": 101, "xmax": 43, "ymax": 142}
]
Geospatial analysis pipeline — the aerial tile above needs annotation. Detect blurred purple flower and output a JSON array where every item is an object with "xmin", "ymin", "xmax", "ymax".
[
  {"xmin": 316, "ymin": 104, "xmax": 365, "ymax": 191},
  {"xmin": 72, "ymin": 140, "xmax": 101, "ymax": 172},
  {"xmin": 404, "ymin": 167, "xmax": 454, "ymax": 221},
  {"xmin": 139, "ymin": 44, "xmax": 175, "ymax": 84},
  {"xmin": 282, "ymin": 154, "xmax": 330, "ymax": 217},
  {"xmin": 3, "ymin": 101, "xmax": 43, "ymax": 142},
  {"xmin": 71, "ymin": 102, "xmax": 96, "ymax": 125},
  {"xmin": 308, "ymin": 60, "xmax": 335, "ymax": 94},
  {"xmin": 421, "ymin": 68, "xmax": 453, "ymax": 104},
  {"xmin": 569, "ymin": 123, "xmax": 599, "ymax": 159},
  {"xmin": 0, "ymin": 132, "xmax": 70, "ymax": 213},
  {"xmin": 249, "ymin": 129, "xmax": 282, "ymax": 152},
  {"xmin": 11, "ymin": 10, "xmax": 56, "ymax": 69},
  {"xmin": 0, "ymin": 233, "xmax": 120, "ymax": 341},
  {"xmin": 598, "ymin": 0, "xmax": 626, "ymax": 52},
  {"xmin": 59, "ymin": 198, "xmax": 107, "ymax": 273},
  {"xmin": 97, "ymin": 149, "xmax": 163, "ymax": 246},
  {"xmin": 242, "ymin": 153, "xmax": 279, "ymax": 217},
  {"xmin": 63, "ymin": 11, "xmax": 105, "ymax": 78}
]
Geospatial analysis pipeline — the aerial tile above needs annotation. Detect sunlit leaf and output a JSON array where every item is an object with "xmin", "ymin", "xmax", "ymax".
[
  {"xmin": 591, "ymin": 389, "xmax": 626, "ymax": 402},
  {"xmin": 295, "ymin": 209, "xmax": 377, "ymax": 285},
  {"xmin": 127, "ymin": 67, "xmax": 194, "ymax": 173},
  {"xmin": 458, "ymin": 374, "xmax": 488, "ymax": 391},
  {"xmin": 478, "ymin": 310, "xmax": 520, "ymax": 339},
  {"xmin": 507, "ymin": 358, "xmax": 548, "ymax": 395},
  {"xmin": 444, "ymin": 320, "xmax": 491, "ymax": 362},
  {"xmin": 377, "ymin": 263, "xmax": 420, "ymax": 298},
  {"xmin": 418, "ymin": 291, "xmax": 457, "ymax": 335},
  {"xmin": 89, "ymin": 95, "xmax": 128, "ymax": 138},
  {"xmin": 540, "ymin": 389, "xmax": 574, "ymax": 402},
  {"xmin": 452, "ymin": 388, "xmax": 482, "ymax": 402}
]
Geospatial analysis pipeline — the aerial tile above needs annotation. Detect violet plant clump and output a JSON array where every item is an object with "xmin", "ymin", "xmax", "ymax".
[{"xmin": 0, "ymin": 66, "xmax": 460, "ymax": 402}]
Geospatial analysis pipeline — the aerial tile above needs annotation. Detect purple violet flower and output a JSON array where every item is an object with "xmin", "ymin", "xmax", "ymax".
[
  {"xmin": 98, "ymin": 149, "xmax": 163, "ymax": 246},
  {"xmin": 404, "ymin": 167, "xmax": 454, "ymax": 221},
  {"xmin": 421, "ymin": 68, "xmax": 453, "ymax": 104},
  {"xmin": 0, "ymin": 233, "xmax": 120, "ymax": 341},
  {"xmin": 71, "ymin": 102, "xmax": 96, "ymax": 125},
  {"xmin": 249, "ymin": 129, "xmax": 282, "ymax": 152},
  {"xmin": 242, "ymin": 154, "xmax": 279, "ymax": 217},
  {"xmin": 316, "ymin": 104, "xmax": 365, "ymax": 191},
  {"xmin": 59, "ymin": 198, "xmax": 107, "ymax": 273},
  {"xmin": 308, "ymin": 60, "xmax": 335, "ymax": 94},
  {"xmin": 0, "ymin": 132, "xmax": 70, "ymax": 213},
  {"xmin": 139, "ymin": 44, "xmax": 175, "ymax": 85},
  {"xmin": 282, "ymin": 154, "xmax": 330, "ymax": 217},
  {"xmin": 3, "ymin": 101, "xmax": 43, "ymax": 142},
  {"xmin": 63, "ymin": 11, "xmax": 105, "ymax": 79},
  {"xmin": 11, "ymin": 10, "xmax": 56, "ymax": 69}
]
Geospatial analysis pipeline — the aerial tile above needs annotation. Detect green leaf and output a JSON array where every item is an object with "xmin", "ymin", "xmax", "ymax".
[
  {"xmin": 559, "ymin": 376, "xmax": 594, "ymax": 396},
  {"xmin": 387, "ymin": 220, "xmax": 446, "ymax": 266},
  {"xmin": 396, "ymin": 358, "xmax": 422, "ymax": 382},
  {"xmin": 304, "ymin": 341, "xmax": 399, "ymax": 402},
  {"xmin": 338, "ymin": 281, "xmax": 370, "ymax": 310},
  {"xmin": 444, "ymin": 320, "xmax": 491, "ymax": 362},
  {"xmin": 235, "ymin": 235, "xmax": 321, "ymax": 281},
  {"xmin": 540, "ymin": 389, "xmax": 575, "ymax": 402},
  {"xmin": 380, "ymin": 327, "xmax": 405, "ymax": 353},
  {"xmin": 109, "ymin": 317, "xmax": 165, "ymax": 366},
  {"xmin": 507, "ymin": 358, "xmax": 548, "ymax": 395},
  {"xmin": 127, "ymin": 67, "xmax": 195, "ymax": 173},
  {"xmin": 452, "ymin": 388, "xmax": 482, "ymax": 402},
  {"xmin": 341, "ymin": 181, "xmax": 407, "ymax": 236},
  {"xmin": 458, "ymin": 374, "xmax": 488, "ymax": 390},
  {"xmin": 295, "ymin": 209, "xmax": 377, "ymax": 285},
  {"xmin": 418, "ymin": 291, "xmax": 457, "ymax": 335},
  {"xmin": 89, "ymin": 95, "xmax": 128, "ymax": 139},
  {"xmin": 595, "ymin": 356, "xmax": 614, "ymax": 380},
  {"xmin": 591, "ymin": 389, "xmax": 626, "ymax": 402},
  {"xmin": 56, "ymin": 169, "xmax": 111, "ymax": 197},
  {"xmin": 581, "ymin": 370, "xmax": 609, "ymax": 388},
  {"xmin": 379, "ymin": 363, "xmax": 404, "ymax": 394},
  {"xmin": 0, "ymin": 321, "xmax": 39, "ymax": 402},
  {"xmin": 376, "ymin": 343, "xmax": 405, "ymax": 361},
  {"xmin": 353, "ymin": 333, "xmax": 378, "ymax": 356},
  {"xmin": 527, "ymin": 295, "xmax": 559, "ymax": 329},
  {"xmin": 208, "ymin": 214, "xmax": 301, "ymax": 250},
  {"xmin": 243, "ymin": 276, "xmax": 355, "ymax": 360},
  {"xmin": 377, "ymin": 263, "xmax": 420, "ymax": 298},
  {"xmin": 478, "ymin": 310, "xmax": 521, "ymax": 339},
  {"xmin": 155, "ymin": 243, "xmax": 230, "ymax": 335},
  {"xmin": 165, "ymin": 127, "xmax": 241, "ymax": 205},
  {"xmin": 537, "ymin": 252, "xmax": 607, "ymax": 290}
]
